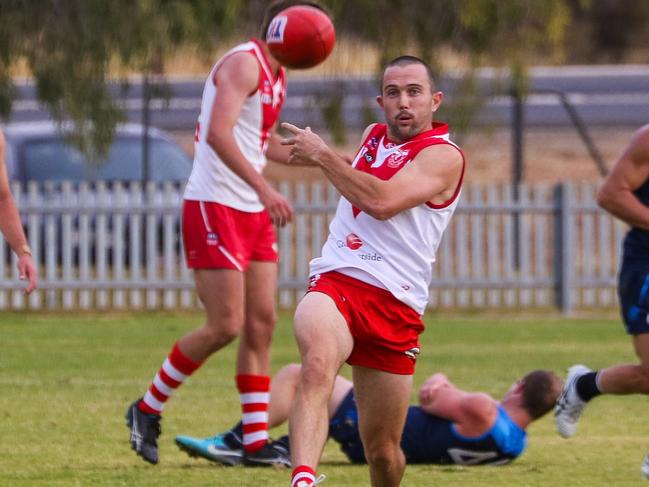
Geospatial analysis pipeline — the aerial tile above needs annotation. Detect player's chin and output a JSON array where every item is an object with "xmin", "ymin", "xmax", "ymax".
[{"xmin": 395, "ymin": 124, "xmax": 417, "ymax": 140}]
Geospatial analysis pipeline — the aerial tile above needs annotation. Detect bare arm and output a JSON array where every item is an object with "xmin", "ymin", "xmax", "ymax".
[
  {"xmin": 417, "ymin": 373, "xmax": 496, "ymax": 435},
  {"xmin": 281, "ymin": 123, "xmax": 463, "ymax": 220},
  {"xmin": 0, "ymin": 131, "xmax": 37, "ymax": 293},
  {"xmin": 265, "ymin": 129, "xmax": 293, "ymax": 164},
  {"xmin": 597, "ymin": 125, "xmax": 649, "ymax": 229},
  {"xmin": 206, "ymin": 53, "xmax": 292, "ymax": 226},
  {"xmin": 266, "ymin": 128, "xmax": 355, "ymax": 166}
]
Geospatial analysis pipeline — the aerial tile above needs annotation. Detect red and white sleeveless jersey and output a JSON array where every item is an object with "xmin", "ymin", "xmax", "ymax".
[
  {"xmin": 184, "ymin": 39, "xmax": 286, "ymax": 211},
  {"xmin": 310, "ymin": 122, "xmax": 465, "ymax": 314}
]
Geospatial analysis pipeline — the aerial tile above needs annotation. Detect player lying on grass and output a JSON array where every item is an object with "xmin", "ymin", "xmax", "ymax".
[{"xmin": 176, "ymin": 364, "xmax": 562, "ymax": 466}]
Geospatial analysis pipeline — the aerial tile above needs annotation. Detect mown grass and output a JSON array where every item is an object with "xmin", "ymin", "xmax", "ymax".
[{"xmin": 1, "ymin": 310, "xmax": 648, "ymax": 486}]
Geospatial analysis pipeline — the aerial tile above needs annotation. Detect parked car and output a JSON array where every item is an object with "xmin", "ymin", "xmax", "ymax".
[
  {"xmin": 2, "ymin": 121, "xmax": 193, "ymax": 267},
  {"xmin": 3, "ymin": 121, "xmax": 192, "ymax": 184}
]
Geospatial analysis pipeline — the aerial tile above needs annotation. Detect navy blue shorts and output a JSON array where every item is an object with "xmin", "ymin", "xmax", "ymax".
[
  {"xmin": 618, "ymin": 258, "xmax": 649, "ymax": 334},
  {"xmin": 328, "ymin": 390, "xmax": 366, "ymax": 463}
]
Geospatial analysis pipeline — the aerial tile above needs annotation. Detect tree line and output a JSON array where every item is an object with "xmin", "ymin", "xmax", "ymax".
[{"xmin": 0, "ymin": 0, "xmax": 647, "ymax": 154}]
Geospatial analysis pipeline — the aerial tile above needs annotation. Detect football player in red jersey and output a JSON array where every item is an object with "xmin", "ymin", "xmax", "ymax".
[{"xmin": 282, "ymin": 56, "xmax": 465, "ymax": 487}]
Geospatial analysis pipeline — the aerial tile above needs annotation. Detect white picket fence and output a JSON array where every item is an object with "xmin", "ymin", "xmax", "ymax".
[{"xmin": 0, "ymin": 181, "xmax": 626, "ymax": 311}]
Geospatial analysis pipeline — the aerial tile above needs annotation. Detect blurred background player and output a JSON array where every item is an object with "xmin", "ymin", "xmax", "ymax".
[
  {"xmin": 0, "ymin": 128, "xmax": 37, "ymax": 294},
  {"xmin": 176, "ymin": 364, "xmax": 562, "ymax": 467},
  {"xmin": 554, "ymin": 124, "xmax": 649, "ymax": 477},
  {"xmin": 281, "ymin": 56, "xmax": 465, "ymax": 487},
  {"xmin": 125, "ymin": 0, "xmax": 331, "ymax": 466}
]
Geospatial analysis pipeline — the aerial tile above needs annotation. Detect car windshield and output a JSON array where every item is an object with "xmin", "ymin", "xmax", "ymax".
[{"xmin": 21, "ymin": 136, "xmax": 191, "ymax": 183}]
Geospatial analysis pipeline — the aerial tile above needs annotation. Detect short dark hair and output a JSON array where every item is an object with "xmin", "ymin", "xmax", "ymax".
[
  {"xmin": 260, "ymin": 0, "xmax": 331, "ymax": 39},
  {"xmin": 521, "ymin": 370, "xmax": 563, "ymax": 420},
  {"xmin": 383, "ymin": 55, "xmax": 436, "ymax": 93}
]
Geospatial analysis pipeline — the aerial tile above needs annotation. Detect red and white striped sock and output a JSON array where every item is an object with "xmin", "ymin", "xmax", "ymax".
[
  {"xmin": 292, "ymin": 466, "xmax": 316, "ymax": 487},
  {"xmin": 138, "ymin": 342, "xmax": 202, "ymax": 415},
  {"xmin": 236, "ymin": 374, "xmax": 270, "ymax": 453}
]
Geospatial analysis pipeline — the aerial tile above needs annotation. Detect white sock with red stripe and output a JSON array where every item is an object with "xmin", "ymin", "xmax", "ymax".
[
  {"xmin": 236, "ymin": 374, "xmax": 270, "ymax": 453},
  {"xmin": 138, "ymin": 342, "xmax": 202, "ymax": 415},
  {"xmin": 292, "ymin": 466, "xmax": 316, "ymax": 487}
]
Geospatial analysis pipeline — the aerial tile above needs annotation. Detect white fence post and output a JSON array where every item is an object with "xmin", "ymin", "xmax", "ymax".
[{"xmin": 0, "ymin": 180, "xmax": 625, "ymax": 311}]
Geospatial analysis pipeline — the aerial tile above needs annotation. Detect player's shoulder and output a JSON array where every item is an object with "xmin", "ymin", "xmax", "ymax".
[
  {"xmin": 626, "ymin": 124, "xmax": 649, "ymax": 163},
  {"xmin": 219, "ymin": 49, "xmax": 260, "ymax": 74},
  {"xmin": 414, "ymin": 143, "xmax": 464, "ymax": 171},
  {"xmin": 360, "ymin": 123, "xmax": 380, "ymax": 142},
  {"xmin": 213, "ymin": 50, "xmax": 260, "ymax": 90}
]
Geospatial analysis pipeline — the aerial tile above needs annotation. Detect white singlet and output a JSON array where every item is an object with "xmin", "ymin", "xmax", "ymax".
[
  {"xmin": 309, "ymin": 122, "xmax": 465, "ymax": 314},
  {"xmin": 184, "ymin": 39, "xmax": 286, "ymax": 211}
]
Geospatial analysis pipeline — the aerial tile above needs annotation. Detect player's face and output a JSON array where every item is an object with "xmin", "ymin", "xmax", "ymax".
[{"xmin": 377, "ymin": 63, "xmax": 443, "ymax": 143}]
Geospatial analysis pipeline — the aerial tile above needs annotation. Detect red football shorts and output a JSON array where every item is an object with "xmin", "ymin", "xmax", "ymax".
[
  {"xmin": 182, "ymin": 200, "xmax": 278, "ymax": 271},
  {"xmin": 306, "ymin": 271, "xmax": 424, "ymax": 375}
]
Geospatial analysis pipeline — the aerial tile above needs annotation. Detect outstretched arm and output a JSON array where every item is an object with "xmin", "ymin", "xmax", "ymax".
[
  {"xmin": 0, "ymin": 131, "xmax": 37, "ymax": 294},
  {"xmin": 266, "ymin": 128, "xmax": 355, "ymax": 166},
  {"xmin": 597, "ymin": 125, "xmax": 649, "ymax": 229},
  {"xmin": 281, "ymin": 123, "xmax": 463, "ymax": 220}
]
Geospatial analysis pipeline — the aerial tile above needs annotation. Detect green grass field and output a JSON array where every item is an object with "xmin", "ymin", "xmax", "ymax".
[{"xmin": 1, "ymin": 310, "xmax": 648, "ymax": 486}]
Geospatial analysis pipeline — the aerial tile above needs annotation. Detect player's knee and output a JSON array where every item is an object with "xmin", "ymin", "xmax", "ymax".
[
  {"xmin": 244, "ymin": 314, "xmax": 276, "ymax": 348},
  {"xmin": 364, "ymin": 442, "xmax": 402, "ymax": 471},
  {"xmin": 276, "ymin": 363, "xmax": 302, "ymax": 382},
  {"xmin": 199, "ymin": 320, "xmax": 241, "ymax": 351},
  {"xmin": 300, "ymin": 358, "xmax": 335, "ymax": 391}
]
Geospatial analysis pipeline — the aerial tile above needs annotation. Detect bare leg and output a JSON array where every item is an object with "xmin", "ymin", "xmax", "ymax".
[
  {"xmin": 178, "ymin": 269, "xmax": 244, "ymax": 362},
  {"xmin": 353, "ymin": 366, "xmax": 412, "ymax": 487},
  {"xmin": 269, "ymin": 364, "xmax": 353, "ymax": 428},
  {"xmin": 237, "ymin": 261, "xmax": 278, "ymax": 375},
  {"xmin": 289, "ymin": 292, "xmax": 354, "ymax": 470},
  {"xmin": 598, "ymin": 334, "xmax": 649, "ymax": 394}
]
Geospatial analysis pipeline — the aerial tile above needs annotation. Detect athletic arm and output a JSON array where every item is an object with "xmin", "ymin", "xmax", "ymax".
[
  {"xmin": 0, "ymin": 131, "xmax": 37, "ymax": 293},
  {"xmin": 281, "ymin": 123, "xmax": 463, "ymax": 220},
  {"xmin": 266, "ymin": 127, "xmax": 357, "ymax": 166},
  {"xmin": 597, "ymin": 125, "xmax": 649, "ymax": 229},
  {"xmin": 206, "ymin": 53, "xmax": 292, "ymax": 225},
  {"xmin": 417, "ymin": 373, "xmax": 496, "ymax": 432}
]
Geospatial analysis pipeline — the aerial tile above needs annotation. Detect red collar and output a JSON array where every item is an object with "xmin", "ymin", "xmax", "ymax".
[
  {"xmin": 384, "ymin": 122, "xmax": 449, "ymax": 145},
  {"xmin": 251, "ymin": 38, "xmax": 283, "ymax": 82}
]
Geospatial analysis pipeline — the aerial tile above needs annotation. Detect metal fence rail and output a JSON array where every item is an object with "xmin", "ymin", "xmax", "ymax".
[{"xmin": 0, "ymin": 181, "xmax": 625, "ymax": 311}]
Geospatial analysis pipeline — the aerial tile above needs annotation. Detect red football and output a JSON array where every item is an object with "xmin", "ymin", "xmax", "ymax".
[{"xmin": 266, "ymin": 5, "xmax": 335, "ymax": 69}]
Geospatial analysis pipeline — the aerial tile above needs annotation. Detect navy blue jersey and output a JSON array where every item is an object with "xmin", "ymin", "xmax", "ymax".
[
  {"xmin": 623, "ymin": 178, "xmax": 649, "ymax": 259},
  {"xmin": 329, "ymin": 390, "xmax": 526, "ymax": 466}
]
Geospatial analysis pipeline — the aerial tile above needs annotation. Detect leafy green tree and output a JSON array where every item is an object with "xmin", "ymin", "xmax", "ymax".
[{"xmin": 0, "ymin": 0, "xmax": 242, "ymax": 157}]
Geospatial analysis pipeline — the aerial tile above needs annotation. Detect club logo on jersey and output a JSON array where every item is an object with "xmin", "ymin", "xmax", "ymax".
[
  {"xmin": 364, "ymin": 153, "xmax": 374, "ymax": 163},
  {"xmin": 404, "ymin": 347, "xmax": 420, "ymax": 360},
  {"xmin": 346, "ymin": 233, "xmax": 363, "ymax": 250},
  {"xmin": 385, "ymin": 148, "xmax": 408, "ymax": 168},
  {"xmin": 206, "ymin": 232, "xmax": 219, "ymax": 246},
  {"xmin": 266, "ymin": 16, "xmax": 287, "ymax": 44}
]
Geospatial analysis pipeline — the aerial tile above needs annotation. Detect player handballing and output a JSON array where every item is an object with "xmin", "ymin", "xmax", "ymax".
[{"xmin": 282, "ymin": 56, "xmax": 466, "ymax": 487}]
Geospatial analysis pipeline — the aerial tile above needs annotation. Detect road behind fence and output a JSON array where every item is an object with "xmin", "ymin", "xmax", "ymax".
[{"xmin": 0, "ymin": 181, "xmax": 625, "ymax": 312}]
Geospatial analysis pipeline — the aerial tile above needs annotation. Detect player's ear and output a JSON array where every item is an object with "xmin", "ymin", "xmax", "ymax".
[
  {"xmin": 431, "ymin": 91, "xmax": 443, "ymax": 112},
  {"xmin": 376, "ymin": 95, "xmax": 384, "ymax": 108}
]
